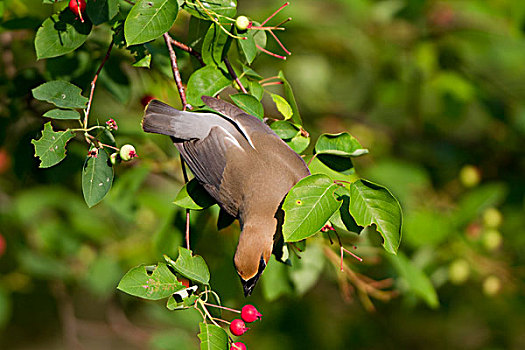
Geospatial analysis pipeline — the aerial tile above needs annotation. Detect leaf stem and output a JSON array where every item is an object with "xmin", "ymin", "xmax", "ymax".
[
  {"xmin": 203, "ymin": 302, "xmax": 241, "ymax": 314},
  {"xmin": 224, "ymin": 57, "xmax": 248, "ymax": 94}
]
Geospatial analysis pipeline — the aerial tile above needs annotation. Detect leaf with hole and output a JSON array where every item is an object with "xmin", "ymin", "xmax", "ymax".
[
  {"xmin": 31, "ymin": 122, "xmax": 75, "ymax": 168},
  {"xmin": 117, "ymin": 263, "xmax": 185, "ymax": 300}
]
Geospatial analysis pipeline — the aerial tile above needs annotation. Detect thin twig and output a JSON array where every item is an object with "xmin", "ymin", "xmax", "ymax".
[
  {"xmin": 163, "ymin": 33, "xmax": 190, "ymax": 111},
  {"xmin": 84, "ymin": 41, "xmax": 114, "ymax": 130},
  {"xmin": 52, "ymin": 282, "xmax": 83, "ymax": 350},
  {"xmin": 169, "ymin": 37, "xmax": 204, "ymax": 65},
  {"xmin": 224, "ymin": 57, "xmax": 248, "ymax": 94}
]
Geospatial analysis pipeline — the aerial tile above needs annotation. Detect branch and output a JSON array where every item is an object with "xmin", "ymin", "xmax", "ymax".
[
  {"xmin": 84, "ymin": 41, "xmax": 114, "ymax": 130},
  {"xmin": 169, "ymin": 37, "xmax": 204, "ymax": 65},
  {"xmin": 163, "ymin": 33, "xmax": 190, "ymax": 111},
  {"xmin": 224, "ymin": 57, "xmax": 248, "ymax": 94}
]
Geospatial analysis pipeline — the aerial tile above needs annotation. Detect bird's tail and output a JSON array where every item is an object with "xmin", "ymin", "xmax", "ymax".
[{"xmin": 142, "ymin": 100, "xmax": 184, "ymax": 137}]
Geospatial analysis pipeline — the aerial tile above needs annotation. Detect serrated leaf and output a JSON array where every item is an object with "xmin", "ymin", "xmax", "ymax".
[
  {"xmin": 348, "ymin": 180, "xmax": 402, "ymax": 254},
  {"xmin": 271, "ymin": 93, "xmax": 293, "ymax": 120},
  {"xmin": 42, "ymin": 108, "xmax": 81, "ymax": 120},
  {"xmin": 388, "ymin": 252, "xmax": 439, "ymax": 308},
  {"xmin": 87, "ymin": 0, "xmax": 120, "ymax": 25},
  {"xmin": 182, "ymin": 0, "xmax": 237, "ymax": 20},
  {"xmin": 230, "ymin": 93, "xmax": 264, "ymax": 119},
  {"xmin": 35, "ymin": 10, "xmax": 92, "ymax": 59},
  {"xmin": 117, "ymin": 263, "xmax": 185, "ymax": 300},
  {"xmin": 283, "ymin": 174, "xmax": 343, "ymax": 242},
  {"xmin": 32, "ymin": 81, "xmax": 88, "ymax": 109},
  {"xmin": 186, "ymin": 65, "xmax": 230, "ymax": 107},
  {"xmin": 173, "ymin": 178, "xmax": 216, "ymax": 210},
  {"xmin": 278, "ymin": 71, "xmax": 302, "ymax": 125},
  {"xmin": 315, "ymin": 133, "xmax": 368, "ymax": 157},
  {"xmin": 82, "ymin": 149, "xmax": 114, "ymax": 207},
  {"xmin": 198, "ymin": 323, "xmax": 229, "ymax": 350},
  {"xmin": 165, "ymin": 247, "xmax": 210, "ymax": 285},
  {"xmin": 124, "ymin": 0, "xmax": 178, "ymax": 46},
  {"xmin": 31, "ymin": 122, "xmax": 75, "ymax": 168}
]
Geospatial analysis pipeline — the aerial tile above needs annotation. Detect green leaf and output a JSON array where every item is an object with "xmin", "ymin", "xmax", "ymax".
[
  {"xmin": 248, "ymin": 80, "xmax": 263, "ymax": 100},
  {"xmin": 165, "ymin": 247, "xmax": 210, "ymax": 285},
  {"xmin": 237, "ymin": 30, "xmax": 257, "ymax": 64},
  {"xmin": 117, "ymin": 263, "xmax": 185, "ymax": 300},
  {"xmin": 278, "ymin": 71, "xmax": 302, "ymax": 125},
  {"xmin": 348, "ymin": 180, "xmax": 402, "ymax": 254},
  {"xmin": 261, "ymin": 256, "xmax": 293, "ymax": 301},
  {"xmin": 82, "ymin": 149, "xmax": 114, "ymax": 208},
  {"xmin": 230, "ymin": 93, "xmax": 264, "ymax": 119},
  {"xmin": 286, "ymin": 132, "xmax": 310, "ymax": 154},
  {"xmin": 31, "ymin": 122, "xmax": 75, "ymax": 168},
  {"xmin": 32, "ymin": 81, "xmax": 88, "ymax": 109},
  {"xmin": 0, "ymin": 287, "xmax": 11, "ymax": 328},
  {"xmin": 35, "ymin": 10, "xmax": 92, "ymax": 59},
  {"xmin": 388, "ymin": 252, "xmax": 439, "ymax": 308},
  {"xmin": 173, "ymin": 178, "xmax": 216, "ymax": 210},
  {"xmin": 124, "ymin": 0, "xmax": 178, "ymax": 46},
  {"xmin": 42, "ymin": 108, "xmax": 81, "ymax": 120},
  {"xmin": 315, "ymin": 132, "xmax": 368, "ymax": 157},
  {"xmin": 198, "ymin": 323, "xmax": 229, "ymax": 350},
  {"xmin": 455, "ymin": 183, "xmax": 507, "ymax": 226},
  {"xmin": 289, "ymin": 244, "xmax": 325, "ymax": 295},
  {"xmin": 271, "ymin": 93, "xmax": 293, "ymax": 120},
  {"xmin": 182, "ymin": 0, "xmax": 237, "ymax": 20},
  {"xmin": 87, "ymin": 0, "xmax": 120, "ymax": 25},
  {"xmin": 201, "ymin": 23, "xmax": 229, "ymax": 66},
  {"xmin": 282, "ymin": 174, "xmax": 343, "ymax": 242},
  {"xmin": 186, "ymin": 65, "xmax": 230, "ymax": 107},
  {"xmin": 270, "ymin": 120, "xmax": 300, "ymax": 139}
]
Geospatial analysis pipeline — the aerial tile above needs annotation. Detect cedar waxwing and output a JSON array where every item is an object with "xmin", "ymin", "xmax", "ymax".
[{"xmin": 142, "ymin": 96, "xmax": 310, "ymax": 296}]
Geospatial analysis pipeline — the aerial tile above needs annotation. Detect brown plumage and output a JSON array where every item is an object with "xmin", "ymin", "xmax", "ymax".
[{"xmin": 142, "ymin": 96, "xmax": 310, "ymax": 296}]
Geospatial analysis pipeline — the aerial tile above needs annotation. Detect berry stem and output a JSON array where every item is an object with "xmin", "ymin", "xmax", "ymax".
[
  {"xmin": 261, "ymin": 81, "xmax": 283, "ymax": 87},
  {"xmin": 196, "ymin": 299, "xmax": 221, "ymax": 328},
  {"xmin": 260, "ymin": 2, "xmax": 290, "ymax": 27},
  {"xmin": 268, "ymin": 30, "xmax": 291, "ymax": 55},
  {"xmin": 203, "ymin": 302, "xmax": 241, "ymax": 314},
  {"xmin": 256, "ymin": 44, "xmax": 286, "ymax": 60}
]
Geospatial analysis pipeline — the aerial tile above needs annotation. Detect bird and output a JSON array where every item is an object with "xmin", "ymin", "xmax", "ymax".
[{"xmin": 142, "ymin": 96, "xmax": 310, "ymax": 296}]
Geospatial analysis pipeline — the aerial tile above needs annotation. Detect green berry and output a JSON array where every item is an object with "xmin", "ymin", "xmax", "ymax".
[
  {"xmin": 459, "ymin": 165, "xmax": 481, "ymax": 188},
  {"xmin": 482, "ymin": 207, "xmax": 502, "ymax": 228},
  {"xmin": 120, "ymin": 144, "xmax": 137, "ymax": 161},
  {"xmin": 482, "ymin": 229, "xmax": 502, "ymax": 251},
  {"xmin": 483, "ymin": 275, "xmax": 501, "ymax": 296},
  {"xmin": 449, "ymin": 259, "xmax": 470, "ymax": 285},
  {"xmin": 235, "ymin": 16, "xmax": 250, "ymax": 31}
]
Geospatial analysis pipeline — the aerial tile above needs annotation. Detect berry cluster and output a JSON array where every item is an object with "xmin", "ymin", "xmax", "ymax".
[{"xmin": 226, "ymin": 305, "xmax": 262, "ymax": 350}]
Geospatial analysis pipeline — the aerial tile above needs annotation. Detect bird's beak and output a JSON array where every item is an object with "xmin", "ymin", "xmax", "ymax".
[{"xmin": 241, "ymin": 256, "xmax": 267, "ymax": 297}]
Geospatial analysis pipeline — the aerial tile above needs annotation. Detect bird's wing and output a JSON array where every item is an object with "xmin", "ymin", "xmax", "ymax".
[{"xmin": 176, "ymin": 126, "xmax": 246, "ymax": 217}]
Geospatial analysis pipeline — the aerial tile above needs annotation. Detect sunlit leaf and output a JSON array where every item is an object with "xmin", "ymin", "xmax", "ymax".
[
  {"xmin": 32, "ymin": 81, "xmax": 88, "ymax": 109},
  {"xmin": 117, "ymin": 263, "xmax": 185, "ymax": 300},
  {"xmin": 182, "ymin": 0, "xmax": 237, "ymax": 20},
  {"xmin": 165, "ymin": 247, "xmax": 210, "ymax": 285},
  {"xmin": 348, "ymin": 180, "xmax": 402, "ymax": 254},
  {"xmin": 186, "ymin": 65, "xmax": 230, "ymax": 107},
  {"xmin": 283, "ymin": 174, "xmax": 342, "ymax": 242},
  {"xmin": 124, "ymin": 0, "xmax": 178, "ymax": 46},
  {"xmin": 198, "ymin": 323, "xmax": 229, "ymax": 350},
  {"xmin": 315, "ymin": 133, "xmax": 368, "ymax": 157},
  {"xmin": 278, "ymin": 71, "xmax": 302, "ymax": 125},
  {"xmin": 271, "ymin": 93, "xmax": 293, "ymax": 120}
]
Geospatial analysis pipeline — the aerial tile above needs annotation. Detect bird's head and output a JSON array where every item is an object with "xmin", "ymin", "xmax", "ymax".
[{"xmin": 234, "ymin": 223, "xmax": 274, "ymax": 297}]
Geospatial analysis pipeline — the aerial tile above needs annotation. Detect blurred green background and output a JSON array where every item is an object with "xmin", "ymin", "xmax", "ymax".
[{"xmin": 1, "ymin": 0, "xmax": 525, "ymax": 349}]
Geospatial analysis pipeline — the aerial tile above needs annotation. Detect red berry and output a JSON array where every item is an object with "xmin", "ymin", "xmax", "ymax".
[
  {"xmin": 229, "ymin": 319, "xmax": 248, "ymax": 336},
  {"xmin": 232, "ymin": 342, "xmax": 247, "ymax": 350},
  {"xmin": 141, "ymin": 95, "xmax": 156, "ymax": 107},
  {"xmin": 69, "ymin": 0, "xmax": 86, "ymax": 16},
  {"xmin": 0, "ymin": 234, "xmax": 5, "ymax": 257},
  {"xmin": 241, "ymin": 305, "xmax": 262, "ymax": 323},
  {"xmin": 179, "ymin": 277, "xmax": 190, "ymax": 288}
]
